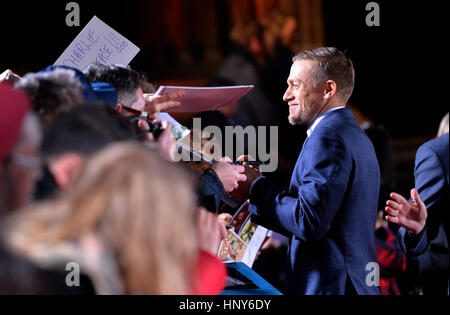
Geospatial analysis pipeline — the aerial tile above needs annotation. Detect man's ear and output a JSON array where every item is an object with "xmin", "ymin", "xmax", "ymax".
[
  {"xmin": 47, "ymin": 154, "xmax": 84, "ymax": 190},
  {"xmin": 116, "ymin": 103, "xmax": 123, "ymax": 113},
  {"xmin": 324, "ymin": 80, "xmax": 338, "ymax": 99}
]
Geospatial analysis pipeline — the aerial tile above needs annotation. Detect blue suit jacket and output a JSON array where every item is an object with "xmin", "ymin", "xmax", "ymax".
[
  {"xmin": 398, "ymin": 135, "xmax": 449, "ymax": 287},
  {"xmin": 249, "ymin": 108, "xmax": 380, "ymax": 295}
]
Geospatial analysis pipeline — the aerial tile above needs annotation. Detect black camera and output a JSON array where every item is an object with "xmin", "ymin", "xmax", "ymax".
[
  {"xmin": 148, "ymin": 121, "xmax": 164, "ymax": 139},
  {"xmin": 126, "ymin": 116, "xmax": 164, "ymax": 140}
]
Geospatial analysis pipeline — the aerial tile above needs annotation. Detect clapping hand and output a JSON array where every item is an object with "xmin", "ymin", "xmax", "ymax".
[{"xmin": 385, "ymin": 188, "xmax": 427, "ymax": 235}]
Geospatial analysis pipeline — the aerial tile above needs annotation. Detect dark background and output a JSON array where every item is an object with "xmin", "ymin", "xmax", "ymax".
[
  {"xmin": 1, "ymin": 1, "xmax": 446, "ymax": 296},
  {"xmin": 1, "ymin": 1, "xmax": 445, "ymax": 138},
  {"xmin": 323, "ymin": 1, "xmax": 446, "ymax": 138}
]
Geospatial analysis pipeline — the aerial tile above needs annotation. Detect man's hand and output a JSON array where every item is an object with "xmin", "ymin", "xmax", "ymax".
[
  {"xmin": 0, "ymin": 69, "xmax": 21, "ymax": 84},
  {"xmin": 196, "ymin": 208, "xmax": 228, "ymax": 255},
  {"xmin": 143, "ymin": 91, "xmax": 184, "ymax": 120},
  {"xmin": 211, "ymin": 157, "xmax": 247, "ymax": 193},
  {"xmin": 230, "ymin": 155, "xmax": 262, "ymax": 202},
  {"xmin": 218, "ymin": 213, "xmax": 232, "ymax": 226},
  {"xmin": 154, "ymin": 121, "xmax": 177, "ymax": 162},
  {"xmin": 385, "ymin": 188, "xmax": 427, "ymax": 235},
  {"xmin": 138, "ymin": 119, "xmax": 176, "ymax": 161}
]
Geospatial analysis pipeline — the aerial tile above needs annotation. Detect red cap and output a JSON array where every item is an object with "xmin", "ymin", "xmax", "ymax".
[{"xmin": 0, "ymin": 83, "xmax": 30, "ymax": 163}]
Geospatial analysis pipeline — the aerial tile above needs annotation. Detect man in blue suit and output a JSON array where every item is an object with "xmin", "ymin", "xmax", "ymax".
[
  {"xmin": 385, "ymin": 134, "xmax": 449, "ymax": 294},
  {"xmin": 242, "ymin": 47, "xmax": 381, "ymax": 294}
]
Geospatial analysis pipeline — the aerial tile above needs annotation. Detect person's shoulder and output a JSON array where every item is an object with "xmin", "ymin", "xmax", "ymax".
[
  {"xmin": 315, "ymin": 109, "xmax": 359, "ymax": 140},
  {"xmin": 308, "ymin": 126, "xmax": 348, "ymax": 157},
  {"xmin": 313, "ymin": 124, "xmax": 342, "ymax": 140},
  {"xmin": 418, "ymin": 134, "xmax": 449, "ymax": 158},
  {"xmin": 320, "ymin": 108, "xmax": 356, "ymax": 129},
  {"xmin": 416, "ymin": 135, "xmax": 449, "ymax": 178},
  {"xmin": 424, "ymin": 134, "xmax": 449, "ymax": 150}
]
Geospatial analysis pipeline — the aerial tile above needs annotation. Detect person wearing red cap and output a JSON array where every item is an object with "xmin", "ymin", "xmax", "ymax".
[{"xmin": 0, "ymin": 83, "xmax": 42, "ymax": 214}]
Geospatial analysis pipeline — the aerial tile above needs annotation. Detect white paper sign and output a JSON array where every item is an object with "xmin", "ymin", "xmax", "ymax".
[{"xmin": 54, "ymin": 16, "xmax": 140, "ymax": 71}]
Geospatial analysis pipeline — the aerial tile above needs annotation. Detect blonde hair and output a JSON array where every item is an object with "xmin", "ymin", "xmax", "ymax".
[
  {"xmin": 438, "ymin": 113, "xmax": 449, "ymax": 137},
  {"xmin": 5, "ymin": 143, "xmax": 198, "ymax": 294}
]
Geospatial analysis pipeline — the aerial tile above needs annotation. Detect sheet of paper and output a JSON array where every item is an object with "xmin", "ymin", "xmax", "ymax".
[
  {"xmin": 156, "ymin": 112, "xmax": 182, "ymax": 128},
  {"xmin": 154, "ymin": 85, "xmax": 254, "ymax": 113},
  {"xmin": 54, "ymin": 16, "xmax": 140, "ymax": 71},
  {"xmin": 242, "ymin": 225, "xmax": 269, "ymax": 268}
]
